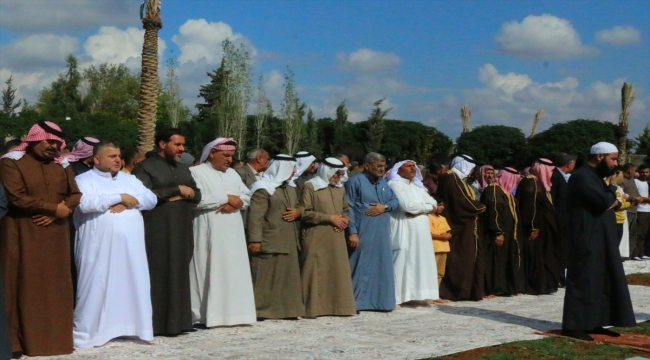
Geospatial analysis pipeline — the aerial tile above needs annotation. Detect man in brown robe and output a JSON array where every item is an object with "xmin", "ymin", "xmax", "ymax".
[
  {"xmin": 0, "ymin": 121, "xmax": 81, "ymax": 357},
  {"xmin": 132, "ymin": 128, "xmax": 201, "ymax": 336},
  {"xmin": 437, "ymin": 155, "xmax": 486, "ymax": 301},
  {"xmin": 299, "ymin": 158, "xmax": 356, "ymax": 317},
  {"xmin": 247, "ymin": 155, "xmax": 305, "ymax": 319}
]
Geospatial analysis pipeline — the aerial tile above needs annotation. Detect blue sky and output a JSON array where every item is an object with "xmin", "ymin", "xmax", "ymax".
[{"xmin": 1, "ymin": 0, "xmax": 648, "ymax": 139}]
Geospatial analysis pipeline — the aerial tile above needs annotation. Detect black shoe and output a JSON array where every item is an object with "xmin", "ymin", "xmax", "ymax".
[
  {"xmin": 588, "ymin": 327, "xmax": 621, "ymax": 337},
  {"xmin": 12, "ymin": 351, "xmax": 22, "ymax": 359},
  {"xmin": 561, "ymin": 329, "xmax": 594, "ymax": 341}
]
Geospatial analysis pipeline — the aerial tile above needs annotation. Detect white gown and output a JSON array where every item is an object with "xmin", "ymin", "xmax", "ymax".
[
  {"xmin": 189, "ymin": 163, "xmax": 257, "ymax": 327},
  {"xmin": 73, "ymin": 168, "xmax": 157, "ymax": 348},
  {"xmin": 389, "ymin": 178, "xmax": 439, "ymax": 303}
]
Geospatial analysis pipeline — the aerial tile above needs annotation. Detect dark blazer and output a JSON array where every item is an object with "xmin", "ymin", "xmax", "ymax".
[
  {"xmin": 551, "ymin": 167, "xmax": 570, "ymax": 228},
  {"xmin": 236, "ymin": 164, "xmax": 258, "ymax": 188}
]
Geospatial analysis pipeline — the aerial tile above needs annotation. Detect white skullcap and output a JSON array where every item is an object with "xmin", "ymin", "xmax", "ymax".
[{"xmin": 590, "ymin": 142, "xmax": 618, "ymax": 154}]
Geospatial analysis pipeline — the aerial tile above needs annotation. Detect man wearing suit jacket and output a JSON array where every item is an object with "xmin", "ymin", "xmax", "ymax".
[
  {"xmin": 236, "ymin": 149, "xmax": 270, "ymax": 188},
  {"xmin": 551, "ymin": 153, "xmax": 577, "ymax": 286}
]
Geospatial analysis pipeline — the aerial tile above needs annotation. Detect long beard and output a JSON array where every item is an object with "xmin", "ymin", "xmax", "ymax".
[{"xmin": 596, "ymin": 159, "xmax": 615, "ymax": 177}]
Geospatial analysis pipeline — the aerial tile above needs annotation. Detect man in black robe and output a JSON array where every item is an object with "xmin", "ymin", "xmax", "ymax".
[
  {"xmin": 437, "ymin": 155, "xmax": 486, "ymax": 301},
  {"xmin": 133, "ymin": 128, "xmax": 201, "ymax": 336},
  {"xmin": 551, "ymin": 153, "xmax": 576, "ymax": 285},
  {"xmin": 481, "ymin": 168, "xmax": 525, "ymax": 297},
  {"xmin": 562, "ymin": 142, "xmax": 635, "ymax": 341}
]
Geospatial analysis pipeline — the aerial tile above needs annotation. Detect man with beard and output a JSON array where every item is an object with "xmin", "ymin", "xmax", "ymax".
[
  {"xmin": 437, "ymin": 155, "xmax": 486, "ymax": 301},
  {"xmin": 481, "ymin": 167, "xmax": 525, "ymax": 297},
  {"xmin": 0, "ymin": 121, "xmax": 82, "ymax": 357},
  {"xmin": 346, "ymin": 152, "xmax": 400, "ymax": 311},
  {"xmin": 516, "ymin": 159, "xmax": 560, "ymax": 295},
  {"xmin": 562, "ymin": 142, "xmax": 635, "ymax": 341},
  {"xmin": 132, "ymin": 128, "xmax": 202, "ymax": 336},
  {"xmin": 422, "ymin": 163, "xmax": 446, "ymax": 196}
]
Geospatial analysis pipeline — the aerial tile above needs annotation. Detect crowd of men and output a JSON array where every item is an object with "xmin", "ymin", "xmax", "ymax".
[{"xmin": 0, "ymin": 120, "xmax": 639, "ymax": 358}]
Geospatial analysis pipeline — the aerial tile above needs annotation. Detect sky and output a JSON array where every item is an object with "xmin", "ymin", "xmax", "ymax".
[{"xmin": 1, "ymin": 0, "xmax": 649, "ymax": 139}]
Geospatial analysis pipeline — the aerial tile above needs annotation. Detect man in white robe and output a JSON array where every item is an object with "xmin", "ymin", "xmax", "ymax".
[
  {"xmin": 189, "ymin": 138, "xmax": 256, "ymax": 327},
  {"xmin": 387, "ymin": 160, "xmax": 440, "ymax": 306},
  {"xmin": 73, "ymin": 142, "xmax": 157, "ymax": 348}
]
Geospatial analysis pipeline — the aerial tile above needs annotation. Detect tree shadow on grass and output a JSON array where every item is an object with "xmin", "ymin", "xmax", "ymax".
[{"xmin": 435, "ymin": 305, "xmax": 561, "ymax": 332}]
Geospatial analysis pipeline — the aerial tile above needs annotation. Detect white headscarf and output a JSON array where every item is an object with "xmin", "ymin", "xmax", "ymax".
[
  {"xmin": 250, "ymin": 154, "xmax": 297, "ymax": 196},
  {"xmin": 199, "ymin": 137, "xmax": 237, "ymax": 164},
  {"xmin": 306, "ymin": 157, "xmax": 346, "ymax": 191},
  {"xmin": 386, "ymin": 160, "xmax": 426, "ymax": 190},
  {"xmin": 289, "ymin": 151, "xmax": 316, "ymax": 187},
  {"xmin": 451, "ymin": 155, "xmax": 475, "ymax": 179}
]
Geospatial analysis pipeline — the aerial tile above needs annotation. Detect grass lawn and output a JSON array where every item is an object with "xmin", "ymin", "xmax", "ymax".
[{"xmin": 430, "ymin": 322, "xmax": 650, "ymax": 359}]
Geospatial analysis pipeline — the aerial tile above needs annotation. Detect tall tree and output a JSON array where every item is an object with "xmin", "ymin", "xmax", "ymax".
[
  {"xmin": 281, "ymin": 67, "xmax": 302, "ymax": 155},
  {"xmin": 36, "ymin": 54, "xmax": 85, "ymax": 119},
  {"xmin": 136, "ymin": 0, "xmax": 163, "ymax": 151},
  {"xmin": 1, "ymin": 75, "xmax": 21, "ymax": 117},
  {"xmin": 529, "ymin": 109, "xmax": 544, "ymax": 139},
  {"xmin": 365, "ymin": 97, "xmax": 391, "ymax": 153},
  {"xmin": 82, "ymin": 63, "xmax": 140, "ymax": 122},
  {"xmin": 331, "ymin": 100, "xmax": 348, "ymax": 153},
  {"xmin": 460, "ymin": 105, "xmax": 472, "ymax": 133},
  {"xmin": 301, "ymin": 108, "xmax": 322, "ymax": 157},
  {"xmin": 160, "ymin": 55, "xmax": 187, "ymax": 127},
  {"xmin": 618, "ymin": 82, "xmax": 636, "ymax": 163},
  {"xmin": 253, "ymin": 74, "xmax": 272, "ymax": 148}
]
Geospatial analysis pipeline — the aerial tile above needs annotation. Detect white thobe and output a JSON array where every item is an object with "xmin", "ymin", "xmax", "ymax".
[
  {"xmin": 73, "ymin": 168, "xmax": 157, "ymax": 348},
  {"xmin": 189, "ymin": 163, "xmax": 256, "ymax": 327},
  {"xmin": 389, "ymin": 178, "xmax": 439, "ymax": 303}
]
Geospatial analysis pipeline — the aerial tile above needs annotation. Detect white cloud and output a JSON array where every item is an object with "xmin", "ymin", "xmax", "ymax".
[
  {"xmin": 0, "ymin": 34, "xmax": 79, "ymax": 70},
  {"xmin": 82, "ymin": 26, "xmax": 166, "ymax": 68},
  {"xmin": 0, "ymin": 0, "xmax": 140, "ymax": 34},
  {"xmin": 415, "ymin": 64, "xmax": 650, "ymax": 138},
  {"xmin": 336, "ymin": 48, "xmax": 401, "ymax": 73},
  {"xmin": 172, "ymin": 19, "xmax": 256, "ymax": 65},
  {"xmin": 495, "ymin": 14, "xmax": 599, "ymax": 59},
  {"xmin": 595, "ymin": 26, "xmax": 642, "ymax": 45}
]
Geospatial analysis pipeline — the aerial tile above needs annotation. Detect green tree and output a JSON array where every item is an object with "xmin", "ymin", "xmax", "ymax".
[
  {"xmin": 456, "ymin": 125, "xmax": 528, "ymax": 168},
  {"xmin": 281, "ymin": 67, "xmax": 302, "ymax": 154},
  {"xmin": 365, "ymin": 97, "xmax": 391, "ymax": 153},
  {"xmin": 1, "ymin": 75, "xmax": 21, "ymax": 117},
  {"xmin": 37, "ymin": 54, "xmax": 85, "ymax": 120},
  {"xmin": 82, "ymin": 63, "xmax": 140, "ymax": 123},
  {"xmin": 331, "ymin": 100, "xmax": 348, "ymax": 153},
  {"xmin": 527, "ymin": 119, "xmax": 618, "ymax": 164},
  {"xmin": 633, "ymin": 124, "xmax": 650, "ymax": 156},
  {"xmin": 159, "ymin": 55, "xmax": 190, "ymax": 127},
  {"xmin": 300, "ymin": 108, "xmax": 322, "ymax": 157}
]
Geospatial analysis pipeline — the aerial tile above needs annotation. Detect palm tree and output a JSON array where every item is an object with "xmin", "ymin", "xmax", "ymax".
[
  {"xmin": 460, "ymin": 105, "xmax": 472, "ymax": 133},
  {"xmin": 136, "ymin": 0, "xmax": 162, "ymax": 151},
  {"xmin": 618, "ymin": 82, "xmax": 635, "ymax": 163},
  {"xmin": 529, "ymin": 109, "xmax": 544, "ymax": 139}
]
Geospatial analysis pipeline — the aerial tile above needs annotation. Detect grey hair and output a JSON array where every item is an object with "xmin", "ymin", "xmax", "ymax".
[
  {"xmin": 93, "ymin": 141, "xmax": 118, "ymax": 156},
  {"xmin": 247, "ymin": 148, "xmax": 265, "ymax": 160},
  {"xmin": 362, "ymin": 152, "xmax": 386, "ymax": 164}
]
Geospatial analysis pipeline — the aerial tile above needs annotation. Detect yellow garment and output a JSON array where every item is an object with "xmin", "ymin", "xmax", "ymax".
[
  {"xmin": 607, "ymin": 180, "xmax": 631, "ymax": 224},
  {"xmin": 429, "ymin": 213, "xmax": 451, "ymax": 253}
]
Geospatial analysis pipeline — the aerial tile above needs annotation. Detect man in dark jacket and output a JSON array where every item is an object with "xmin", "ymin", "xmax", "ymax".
[{"xmin": 551, "ymin": 153, "xmax": 576, "ymax": 285}]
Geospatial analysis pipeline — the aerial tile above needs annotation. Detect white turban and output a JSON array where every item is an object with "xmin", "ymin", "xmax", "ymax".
[
  {"xmin": 386, "ymin": 160, "xmax": 426, "ymax": 190},
  {"xmin": 199, "ymin": 137, "xmax": 237, "ymax": 164},
  {"xmin": 289, "ymin": 151, "xmax": 316, "ymax": 187},
  {"xmin": 250, "ymin": 154, "xmax": 297, "ymax": 196},
  {"xmin": 451, "ymin": 155, "xmax": 475, "ymax": 179},
  {"xmin": 306, "ymin": 158, "xmax": 346, "ymax": 191},
  {"xmin": 590, "ymin": 142, "xmax": 618, "ymax": 154}
]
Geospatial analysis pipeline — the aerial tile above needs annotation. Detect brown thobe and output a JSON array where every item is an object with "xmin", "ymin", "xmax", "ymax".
[
  {"xmin": 516, "ymin": 176, "xmax": 560, "ymax": 295},
  {"xmin": 436, "ymin": 171, "xmax": 486, "ymax": 301},
  {"xmin": 299, "ymin": 183, "xmax": 356, "ymax": 317},
  {"xmin": 132, "ymin": 154, "xmax": 201, "ymax": 335},
  {"xmin": 248, "ymin": 186, "xmax": 305, "ymax": 319},
  {"xmin": 295, "ymin": 172, "xmax": 316, "ymax": 200},
  {"xmin": 0, "ymin": 154, "xmax": 81, "ymax": 356}
]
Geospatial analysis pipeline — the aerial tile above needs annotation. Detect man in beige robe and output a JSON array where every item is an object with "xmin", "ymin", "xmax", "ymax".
[
  {"xmin": 300, "ymin": 158, "xmax": 356, "ymax": 317},
  {"xmin": 247, "ymin": 155, "xmax": 305, "ymax": 319}
]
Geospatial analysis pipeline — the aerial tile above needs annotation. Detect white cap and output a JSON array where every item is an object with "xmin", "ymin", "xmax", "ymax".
[{"xmin": 590, "ymin": 142, "xmax": 618, "ymax": 154}]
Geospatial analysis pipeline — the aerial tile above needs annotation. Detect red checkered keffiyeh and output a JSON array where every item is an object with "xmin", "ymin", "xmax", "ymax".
[{"xmin": 1, "ymin": 121, "xmax": 67, "ymax": 162}]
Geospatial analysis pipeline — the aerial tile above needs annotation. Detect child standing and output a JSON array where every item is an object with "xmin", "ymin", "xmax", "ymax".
[{"xmin": 429, "ymin": 196, "xmax": 451, "ymax": 286}]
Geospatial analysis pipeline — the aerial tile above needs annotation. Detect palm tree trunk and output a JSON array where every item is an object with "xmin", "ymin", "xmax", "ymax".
[
  {"xmin": 618, "ymin": 82, "xmax": 635, "ymax": 163},
  {"xmin": 137, "ymin": 0, "xmax": 162, "ymax": 152}
]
